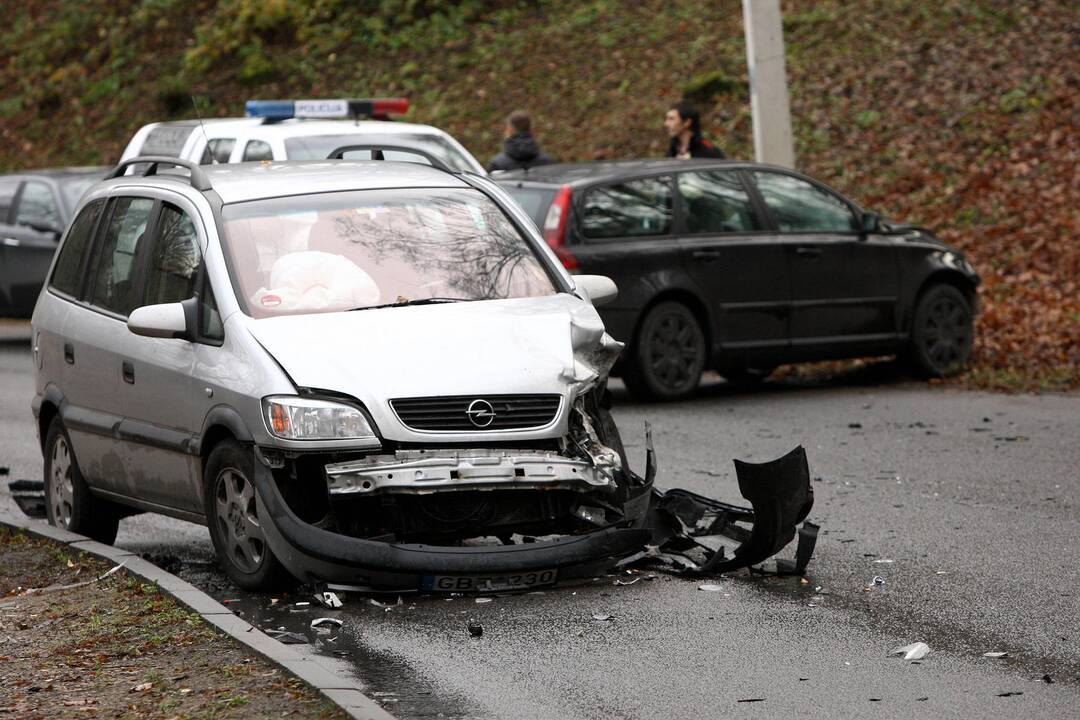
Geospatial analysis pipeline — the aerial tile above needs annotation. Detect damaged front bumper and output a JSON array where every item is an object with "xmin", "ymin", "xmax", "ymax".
[{"xmin": 249, "ymin": 434, "xmax": 819, "ymax": 591}]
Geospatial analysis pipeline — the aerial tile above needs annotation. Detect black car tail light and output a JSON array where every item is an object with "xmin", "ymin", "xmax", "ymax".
[{"xmin": 542, "ymin": 185, "xmax": 577, "ymax": 271}]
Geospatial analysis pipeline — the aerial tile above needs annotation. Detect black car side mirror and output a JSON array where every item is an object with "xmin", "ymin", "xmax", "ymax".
[{"xmin": 860, "ymin": 211, "xmax": 881, "ymax": 234}]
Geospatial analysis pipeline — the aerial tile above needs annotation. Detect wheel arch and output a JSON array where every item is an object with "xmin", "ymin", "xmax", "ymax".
[
  {"xmin": 35, "ymin": 385, "xmax": 66, "ymax": 453},
  {"xmin": 197, "ymin": 405, "xmax": 255, "ymax": 465},
  {"xmin": 906, "ymin": 270, "xmax": 977, "ymax": 333}
]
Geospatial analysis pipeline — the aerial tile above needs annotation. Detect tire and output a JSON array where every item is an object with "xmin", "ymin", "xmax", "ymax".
[
  {"xmin": 43, "ymin": 417, "xmax": 120, "ymax": 544},
  {"xmin": 204, "ymin": 440, "xmax": 293, "ymax": 591},
  {"xmin": 908, "ymin": 283, "xmax": 974, "ymax": 378},
  {"xmin": 623, "ymin": 301, "xmax": 707, "ymax": 401}
]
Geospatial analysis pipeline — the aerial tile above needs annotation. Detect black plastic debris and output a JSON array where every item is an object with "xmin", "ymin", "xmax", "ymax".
[
  {"xmin": 996, "ymin": 691, "xmax": 1023, "ymax": 698},
  {"xmin": 467, "ymin": 622, "xmax": 483, "ymax": 637},
  {"xmin": 0, "ymin": 466, "xmax": 9, "ymax": 476},
  {"xmin": 266, "ymin": 630, "xmax": 308, "ymax": 644},
  {"xmin": 8, "ymin": 480, "xmax": 46, "ymax": 519},
  {"xmin": 621, "ymin": 446, "xmax": 818, "ymax": 577},
  {"xmin": 737, "ymin": 698, "xmax": 765, "ymax": 703}
]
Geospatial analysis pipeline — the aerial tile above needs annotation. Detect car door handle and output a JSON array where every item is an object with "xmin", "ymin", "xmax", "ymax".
[
  {"xmin": 63, "ymin": 343, "xmax": 74, "ymax": 365},
  {"xmin": 794, "ymin": 246, "xmax": 823, "ymax": 257},
  {"xmin": 122, "ymin": 361, "xmax": 135, "ymax": 385},
  {"xmin": 2, "ymin": 237, "xmax": 20, "ymax": 247},
  {"xmin": 692, "ymin": 250, "xmax": 722, "ymax": 262}
]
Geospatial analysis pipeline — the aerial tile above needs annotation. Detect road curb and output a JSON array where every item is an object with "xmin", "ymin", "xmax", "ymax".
[{"xmin": 0, "ymin": 513, "xmax": 396, "ymax": 720}]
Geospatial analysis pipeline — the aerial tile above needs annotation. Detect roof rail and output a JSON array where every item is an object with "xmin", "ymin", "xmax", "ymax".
[
  {"xmin": 326, "ymin": 144, "xmax": 454, "ymax": 174},
  {"xmin": 106, "ymin": 156, "xmax": 212, "ymax": 191}
]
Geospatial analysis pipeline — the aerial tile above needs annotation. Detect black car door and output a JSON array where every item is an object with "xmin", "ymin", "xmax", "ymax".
[
  {"xmin": 748, "ymin": 170, "xmax": 900, "ymax": 353},
  {"xmin": 675, "ymin": 169, "xmax": 790, "ymax": 363},
  {"xmin": 570, "ymin": 175, "xmax": 678, "ymax": 344},
  {"xmin": 0, "ymin": 179, "xmax": 66, "ymax": 317}
]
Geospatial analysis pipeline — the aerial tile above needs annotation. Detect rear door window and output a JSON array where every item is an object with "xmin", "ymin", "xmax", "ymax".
[
  {"xmin": 751, "ymin": 171, "xmax": 858, "ymax": 233},
  {"xmin": 87, "ymin": 197, "xmax": 155, "ymax": 316},
  {"xmin": 678, "ymin": 171, "xmax": 759, "ymax": 233},
  {"xmin": 0, "ymin": 178, "xmax": 19, "ymax": 222},
  {"xmin": 14, "ymin": 181, "xmax": 62, "ymax": 230},
  {"xmin": 242, "ymin": 140, "xmax": 274, "ymax": 162},
  {"xmin": 582, "ymin": 176, "xmax": 673, "ymax": 239},
  {"xmin": 142, "ymin": 203, "xmax": 202, "ymax": 307},
  {"xmin": 51, "ymin": 200, "xmax": 106, "ymax": 297},
  {"xmin": 200, "ymin": 138, "xmax": 236, "ymax": 165}
]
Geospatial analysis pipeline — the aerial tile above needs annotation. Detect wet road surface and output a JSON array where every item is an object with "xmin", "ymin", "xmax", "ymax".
[{"xmin": 2, "ymin": 322, "xmax": 1079, "ymax": 718}]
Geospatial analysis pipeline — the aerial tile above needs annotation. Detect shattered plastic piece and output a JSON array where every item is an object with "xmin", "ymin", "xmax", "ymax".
[
  {"xmin": 997, "ymin": 691, "xmax": 1023, "ymax": 697},
  {"xmin": 1042, "ymin": 674, "xmax": 1054, "ymax": 684},
  {"xmin": 8, "ymin": 480, "xmax": 46, "ymax": 518},
  {"xmin": 890, "ymin": 642, "xmax": 930, "ymax": 661},
  {"xmin": 983, "ymin": 651, "xmax": 1008, "ymax": 658},
  {"xmin": 872, "ymin": 576, "xmax": 885, "ymax": 586},
  {"xmin": 698, "ymin": 584, "xmax": 724, "ymax": 592},
  {"xmin": 293, "ymin": 601, "xmax": 311, "ymax": 607},
  {"xmin": 311, "ymin": 617, "xmax": 343, "ymax": 629},
  {"xmin": 314, "ymin": 591, "xmax": 344, "ymax": 608},
  {"xmin": 737, "ymin": 698, "xmax": 765, "ymax": 703},
  {"xmin": 0, "ymin": 466, "xmax": 9, "ymax": 475},
  {"xmin": 873, "ymin": 559, "xmax": 895, "ymax": 564},
  {"xmin": 591, "ymin": 614, "xmax": 613, "ymax": 622},
  {"xmin": 467, "ymin": 622, "xmax": 483, "ymax": 637},
  {"xmin": 613, "ymin": 577, "xmax": 640, "ymax": 586},
  {"xmin": 475, "ymin": 597, "xmax": 493, "ymax": 604},
  {"xmin": 266, "ymin": 630, "xmax": 308, "ymax": 645}
]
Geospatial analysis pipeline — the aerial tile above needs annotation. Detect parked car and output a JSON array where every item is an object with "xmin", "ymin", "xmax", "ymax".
[
  {"xmin": 120, "ymin": 98, "xmax": 485, "ymax": 174},
  {"xmin": 32, "ymin": 154, "xmax": 657, "ymax": 592},
  {"xmin": 0, "ymin": 167, "xmax": 107, "ymax": 317},
  {"xmin": 497, "ymin": 160, "xmax": 980, "ymax": 400}
]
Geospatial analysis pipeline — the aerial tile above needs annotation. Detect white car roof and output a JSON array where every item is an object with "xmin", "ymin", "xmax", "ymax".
[{"xmin": 199, "ymin": 160, "xmax": 469, "ymax": 204}]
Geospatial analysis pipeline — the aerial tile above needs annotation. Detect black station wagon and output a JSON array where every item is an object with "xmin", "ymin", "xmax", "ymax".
[{"xmin": 497, "ymin": 160, "xmax": 980, "ymax": 400}]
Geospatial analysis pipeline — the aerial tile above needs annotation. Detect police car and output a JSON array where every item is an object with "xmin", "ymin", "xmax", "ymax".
[{"xmin": 120, "ymin": 98, "xmax": 485, "ymax": 174}]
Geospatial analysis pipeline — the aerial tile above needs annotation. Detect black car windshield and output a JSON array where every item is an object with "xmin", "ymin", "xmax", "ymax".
[
  {"xmin": 500, "ymin": 185, "xmax": 556, "ymax": 231},
  {"xmin": 221, "ymin": 188, "xmax": 556, "ymax": 318},
  {"xmin": 284, "ymin": 133, "xmax": 475, "ymax": 172}
]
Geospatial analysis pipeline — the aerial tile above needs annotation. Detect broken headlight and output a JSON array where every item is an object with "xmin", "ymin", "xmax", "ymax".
[{"xmin": 263, "ymin": 396, "xmax": 379, "ymax": 444}]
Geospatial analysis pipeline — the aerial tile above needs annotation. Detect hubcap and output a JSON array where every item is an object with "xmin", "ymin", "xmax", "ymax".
[
  {"xmin": 49, "ymin": 436, "xmax": 75, "ymax": 527},
  {"xmin": 215, "ymin": 468, "xmax": 265, "ymax": 574},
  {"xmin": 647, "ymin": 312, "xmax": 702, "ymax": 391},
  {"xmin": 922, "ymin": 296, "xmax": 970, "ymax": 371}
]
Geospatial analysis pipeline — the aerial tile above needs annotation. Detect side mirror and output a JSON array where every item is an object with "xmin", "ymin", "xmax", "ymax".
[
  {"xmin": 127, "ymin": 302, "xmax": 189, "ymax": 339},
  {"xmin": 861, "ymin": 211, "xmax": 881, "ymax": 234},
  {"xmin": 575, "ymin": 274, "xmax": 618, "ymax": 307}
]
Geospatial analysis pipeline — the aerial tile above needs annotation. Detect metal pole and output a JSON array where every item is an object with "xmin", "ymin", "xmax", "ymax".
[{"xmin": 743, "ymin": 0, "xmax": 796, "ymax": 168}]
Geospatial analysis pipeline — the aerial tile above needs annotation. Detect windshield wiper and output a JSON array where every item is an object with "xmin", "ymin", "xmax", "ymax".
[{"xmin": 349, "ymin": 297, "xmax": 468, "ymax": 312}]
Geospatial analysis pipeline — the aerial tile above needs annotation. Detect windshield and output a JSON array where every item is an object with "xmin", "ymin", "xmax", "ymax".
[
  {"xmin": 284, "ymin": 133, "xmax": 476, "ymax": 173},
  {"xmin": 221, "ymin": 188, "xmax": 556, "ymax": 318},
  {"xmin": 60, "ymin": 175, "xmax": 103, "ymax": 212},
  {"xmin": 500, "ymin": 185, "xmax": 556, "ymax": 230}
]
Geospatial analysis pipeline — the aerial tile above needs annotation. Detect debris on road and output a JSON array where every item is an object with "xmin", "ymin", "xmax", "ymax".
[
  {"xmin": 613, "ymin": 577, "xmax": 640, "ymax": 586},
  {"xmin": 311, "ymin": 617, "xmax": 343, "ymax": 630},
  {"xmin": 1042, "ymin": 674, "xmax": 1054, "ymax": 684},
  {"xmin": 864, "ymin": 575, "xmax": 886, "ymax": 592},
  {"xmin": 467, "ymin": 621, "xmax": 483, "ymax": 637},
  {"xmin": 997, "ymin": 691, "xmax": 1023, "ymax": 697},
  {"xmin": 475, "ymin": 597, "xmax": 493, "ymax": 604},
  {"xmin": 982, "ymin": 651, "xmax": 1008, "ymax": 658},
  {"xmin": 890, "ymin": 642, "xmax": 930, "ymax": 661},
  {"xmin": 591, "ymin": 614, "xmax": 613, "ymax": 622},
  {"xmin": 315, "ymin": 591, "xmax": 344, "ymax": 608},
  {"xmin": 7, "ymin": 479, "xmax": 46, "ymax": 519},
  {"xmin": 698, "ymin": 584, "xmax": 724, "ymax": 592},
  {"xmin": 265, "ymin": 630, "xmax": 308, "ymax": 644}
]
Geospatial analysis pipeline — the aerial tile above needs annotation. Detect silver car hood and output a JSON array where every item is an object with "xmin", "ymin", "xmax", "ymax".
[{"xmin": 243, "ymin": 294, "xmax": 623, "ymax": 442}]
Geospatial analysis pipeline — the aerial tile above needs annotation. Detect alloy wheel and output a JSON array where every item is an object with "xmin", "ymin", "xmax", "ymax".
[
  {"xmin": 921, "ymin": 295, "xmax": 970, "ymax": 372},
  {"xmin": 214, "ymin": 468, "xmax": 266, "ymax": 574},
  {"xmin": 49, "ymin": 435, "xmax": 75, "ymax": 527},
  {"xmin": 647, "ymin": 310, "xmax": 703, "ymax": 392}
]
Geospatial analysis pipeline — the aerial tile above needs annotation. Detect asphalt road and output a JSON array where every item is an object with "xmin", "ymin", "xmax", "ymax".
[{"xmin": 2, "ymin": 320, "xmax": 1078, "ymax": 719}]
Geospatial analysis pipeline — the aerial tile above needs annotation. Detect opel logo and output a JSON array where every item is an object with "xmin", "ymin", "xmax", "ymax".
[{"xmin": 465, "ymin": 399, "xmax": 496, "ymax": 428}]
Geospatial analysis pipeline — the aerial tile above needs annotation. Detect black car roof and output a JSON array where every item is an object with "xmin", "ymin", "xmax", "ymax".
[
  {"xmin": 494, "ymin": 159, "xmax": 783, "ymax": 187},
  {"xmin": 0, "ymin": 166, "xmax": 109, "ymax": 181}
]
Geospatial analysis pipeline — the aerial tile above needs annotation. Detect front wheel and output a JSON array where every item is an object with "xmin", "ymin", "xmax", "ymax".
[
  {"xmin": 43, "ymin": 417, "xmax": 120, "ymax": 544},
  {"xmin": 204, "ymin": 440, "xmax": 293, "ymax": 591},
  {"xmin": 908, "ymin": 284, "xmax": 974, "ymax": 377},
  {"xmin": 623, "ymin": 301, "xmax": 707, "ymax": 401}
]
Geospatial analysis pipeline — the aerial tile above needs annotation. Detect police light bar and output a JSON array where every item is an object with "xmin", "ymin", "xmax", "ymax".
[{"xmin": 245, "ymin": 98, "xmax": 409, "ymax": 121}]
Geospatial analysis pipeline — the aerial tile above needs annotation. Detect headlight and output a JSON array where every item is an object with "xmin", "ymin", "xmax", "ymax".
[{"xmin": 262, "ymin": 396, "xmax": 379, "ymax": 444}]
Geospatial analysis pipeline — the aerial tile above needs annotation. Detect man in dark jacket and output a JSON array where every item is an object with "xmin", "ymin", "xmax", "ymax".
[
  {"xmin": 665, "ymin": 101, "xmax": 725, "ymax": 159},
  {"xmin": 488, "ymin": 110, "xmax": 555, "ymax": 172}
]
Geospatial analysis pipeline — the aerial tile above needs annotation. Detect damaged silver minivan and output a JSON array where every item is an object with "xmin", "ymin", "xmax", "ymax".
[{"xmin": 31, "ymin": 155, "xmax": 816, "ymax": 592}]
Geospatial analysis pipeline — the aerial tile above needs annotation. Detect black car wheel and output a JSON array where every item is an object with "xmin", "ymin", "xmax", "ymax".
[
  {"xmin": 204, "ymin": 440, "xmax": 293, "ymax": 591},
  {"xmin": 43, "ymin": 417, "xmax": 119, "ymax": 544},
  {"xmin": 908, "ymin": 284, "xmax": 974, "ymax": 377},
  {"xmin": 623, "ymin": 301, "xmax": 707, "ymax": 401}
]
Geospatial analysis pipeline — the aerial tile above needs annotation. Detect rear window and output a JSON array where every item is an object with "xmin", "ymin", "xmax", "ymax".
[
  {"xmin": 283, "ymin": 133, "xmax": 475, "ymax": 173},
  {"xmin": 51, "ymin": 200, "xmax": 105, "ymax": 297},
  {"xmin": 499, "ymin": 185, "xmax": 556, "ymax": 230},
  {"xmin": 221, "ymin": 188, "xmax": 556, "ymax": 318}
]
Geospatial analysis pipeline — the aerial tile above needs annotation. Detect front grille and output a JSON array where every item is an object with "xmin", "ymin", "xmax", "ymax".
[{"xmin": 390, "ymin": 394, "xmax": 562, "ymax": 432}]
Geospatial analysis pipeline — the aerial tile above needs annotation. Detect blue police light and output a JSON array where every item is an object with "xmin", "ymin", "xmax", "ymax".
[{"xmin": 245, "ymin": 98, "xmax": 409, "ymax": 121}]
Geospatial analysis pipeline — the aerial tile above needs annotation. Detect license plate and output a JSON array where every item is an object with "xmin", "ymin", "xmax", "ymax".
[{"xmin": 422, "ymin": 569, "xmax": 558, "ymax": 592}]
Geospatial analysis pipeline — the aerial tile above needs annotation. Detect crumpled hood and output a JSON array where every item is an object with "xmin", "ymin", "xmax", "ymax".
[{"xmin": 244, "ymin": 294, "xmax": 623, "ymax": 440}]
